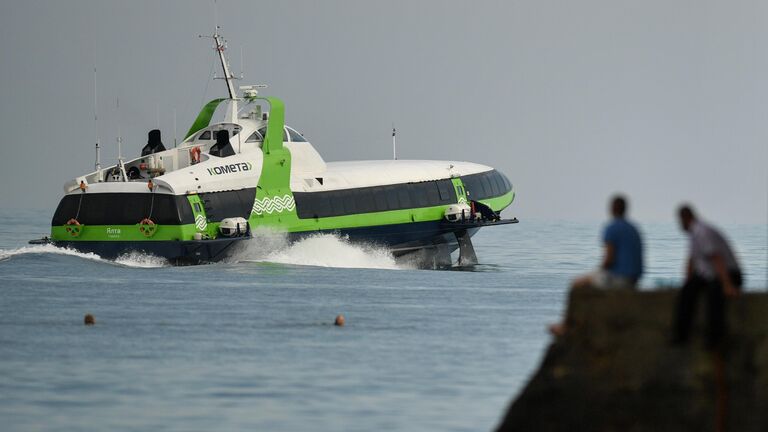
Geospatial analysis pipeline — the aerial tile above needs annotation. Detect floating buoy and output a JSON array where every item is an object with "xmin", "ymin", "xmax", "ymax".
[
  {"xmin": 84, "ymin": 314, "xmax": 95, "ymax": 325},
  {"xmin": 334, "ymin": 314, "xmax": 345, "ymax": 327}
]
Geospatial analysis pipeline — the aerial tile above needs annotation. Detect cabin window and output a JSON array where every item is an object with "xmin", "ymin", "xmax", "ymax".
[
  {"xmin": 438, "ymin": 181, "xmax": 454, "ymax": 200},
  {"xmin": 246, "ymin": 131, "xmax": 263, "ymax": 143},
  {"xmin": 373, "ymin": 189, "xmax": 389, "ymax": 212},
  {"xmin": 342, "ymin": 191, "xmax": 360, "ymax": 214},
  {"xmin": 384, "ymin": 186, "xmax": 400, "ymax": 210},
  {"xmin": 309, "ymin": 194, "xmax": 332, "ymax": 218},
  {"xmin": 460, "ymin": 170, "xmax": 510, "ymax": 201},
  {"xmin": 328, "ymin": 192, "xmax": 345, "ymax": 216},
  {"xmin": 355, "ymin": 189, "xmax": 375, "ymax": 213},
  {"xmin": 396, "ymin": 187, "xmax": 412, "ymax": 209},
  {"xmin": 407, "ymin": 184, "xmax": 424, "ymax": 207},
  {"xmin": 293, "ymin": 179, "xmax": 456, "ymax": 219},
  {"xmin": 286, "ymin": 127, "xmax": 307, "ymax": 142},
  {"xmin": 502, "ymin": 173, "xmax": 512, "ymax": 191},
  {"xmin": 492, "ymin": 174, "xmax": 506, "ymax": 196},
  {"xmin": 257, "ymin": 127, "xmax": 288, "ymax": 142},
  {"xmin": 198, "ymin": 130, "xmax": 211, "ymax": 140},
  {"xmin": 51, "ymin": 194, "xmax": 194, "ymax": 226},
  {"xmin": 481, "ymin": 175, "xmax": 495, "ymax": 197}
]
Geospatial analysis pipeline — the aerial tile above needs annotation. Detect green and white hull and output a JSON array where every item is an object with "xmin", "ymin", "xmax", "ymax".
[{"xmin": 39, "ymin": 32, "xmax": 517, "ymax": 266}]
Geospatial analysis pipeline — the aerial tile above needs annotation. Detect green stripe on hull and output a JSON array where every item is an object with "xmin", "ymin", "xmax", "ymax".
[
  {"xmin": 254, "ymin": 190, "xmax": 515, "ymax": 234},
  {"xmin": 480, "ymin": 190, "xmax": 515, "ymax": 212},
  {"xmin": 52, "ymin": 224, "xmax": 199, "ymax": 241}
]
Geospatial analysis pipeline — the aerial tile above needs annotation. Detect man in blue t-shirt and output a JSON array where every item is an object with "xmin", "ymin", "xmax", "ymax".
[
  {"xmin": 550, "ymin": 196, "xmax": 643, "ymax": 336},
  {"xmin": 549, "ymin": 195, "xmax": 643, "ymax": 335},
  {"xmin": 573, "ymin": 195, "xmax": 644, "ymax": 289}
]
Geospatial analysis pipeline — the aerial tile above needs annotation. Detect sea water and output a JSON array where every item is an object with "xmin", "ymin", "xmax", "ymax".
[{"xmin": 0, "ymin": 208, "xmax": 765, "ymax": 431}]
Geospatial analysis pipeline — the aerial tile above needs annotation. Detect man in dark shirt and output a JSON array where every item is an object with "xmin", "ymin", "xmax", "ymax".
[{"xmin": 673, "ymin": 205, "xmax": 742, "ymax": 349}]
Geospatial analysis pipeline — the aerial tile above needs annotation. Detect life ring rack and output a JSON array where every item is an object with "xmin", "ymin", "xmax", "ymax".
[
  {"xmin": 65, "ymin": 218, "xmax": 82, "ymax": 238},
  {"xmin": 138, "ymin": 218, "xmax": 157, "ymax": 238}
]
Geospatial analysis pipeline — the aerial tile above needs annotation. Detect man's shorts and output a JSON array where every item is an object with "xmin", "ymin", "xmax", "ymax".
[{"xmin": 587, "ymin": 270, "xmax": 637, "ymax": 289}]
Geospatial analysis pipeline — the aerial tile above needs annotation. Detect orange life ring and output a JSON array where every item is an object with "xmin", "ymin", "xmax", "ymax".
[
  {"xmin": 189, "ymin": 146, "xmax": 202, "ymax": 164},
  {"xmin": 65, "ymin": 219, "xmax": 82, "ymax": 237},
  {"xmin": 138, "ymin": 218, "xmax": 157, "ymax": 237}
]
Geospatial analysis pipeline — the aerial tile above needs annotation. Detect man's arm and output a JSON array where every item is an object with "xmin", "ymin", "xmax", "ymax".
[
  {"xmin": 711, "ymin": 254, "xmax": 738, "ymax": 297},
  {"xmin": 601, "ymin": 243, "xmax": 614, "ymax": 270}
]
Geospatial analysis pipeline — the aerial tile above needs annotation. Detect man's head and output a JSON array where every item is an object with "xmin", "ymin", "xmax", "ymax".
[
  {"xmin": 610, "ymin": 195, "xmax": 627, "ymax": 218},
  {"xmin": 678, "ymin": 205, "xmax": 696, "ymax": 232}
]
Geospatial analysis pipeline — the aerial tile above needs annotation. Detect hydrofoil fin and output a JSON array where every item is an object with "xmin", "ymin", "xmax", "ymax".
[{"xmin": 456, "ymin": 229, "xmax": 478, "ymax": 266}]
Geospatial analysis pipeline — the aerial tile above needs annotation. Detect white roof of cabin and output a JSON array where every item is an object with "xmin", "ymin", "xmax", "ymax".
[{"xmin": 290, "ymin": 160, "xmax": 492, "ymax": 192}]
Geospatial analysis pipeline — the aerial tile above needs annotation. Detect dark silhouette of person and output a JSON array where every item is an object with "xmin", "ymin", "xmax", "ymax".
[
  {"xmin": 127, "ymin": 166, "xmax": 142, "ymax": 180},
  {"xmin": 209, "ymin": 130, "xmax": 235, "ymax": 157},
  {"xmin": 470, "ymin": 200, "xmax": 500, "ymax": 221},
  {"xmin": 673, "ymin": 205, "xmax": 742, "ymax": 349},
  {"xmin": 141, "ymin": 129, "xmax": 166, "ymax": 156}
]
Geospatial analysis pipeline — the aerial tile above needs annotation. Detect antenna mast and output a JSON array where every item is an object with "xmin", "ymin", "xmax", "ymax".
[
  {"xmin": 116, "ymin": 97, "xmax": 122, "ymax": 161},
  {"xmin": 116, "ymin": 97, "xmax": 127, "ymax": 181},
  {"xmin": 94, "ymin": 67, "xmax": 101, "ymax": 175},
  {"xmin": 392, "ymin": 124, "xmax": 397, "ymax": 160},
  {"xmin": 198, "ymin": 1, "xmax": 244, "ymax": 122},
  {"xmin": 173, "ymin": 108, "xmax": 177, "ymax": 148},
  {"xmin": 213, "ymin": 32, "xmax": 237, "ymax": 100},
  {"xmin": 200, "ymin": 28, "xmax": 239, "ymax": 122}
]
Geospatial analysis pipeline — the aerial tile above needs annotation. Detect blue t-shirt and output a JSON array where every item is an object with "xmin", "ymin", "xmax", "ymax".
[{"xmin": 602, "ymin": 218, "xmax": 643, "ymax": 280}]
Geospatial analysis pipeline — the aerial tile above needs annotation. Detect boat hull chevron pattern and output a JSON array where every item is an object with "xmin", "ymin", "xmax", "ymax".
[
  {"xmin": 194, "ymin": 215, "xmax": 208, "ymax": 231},
  {"xmin": 251, "ymin": 195, "xmax": 296, "ymax": 215}
]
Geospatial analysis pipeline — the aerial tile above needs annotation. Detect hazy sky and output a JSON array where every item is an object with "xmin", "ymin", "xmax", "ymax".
[{"xmin": 0, "ymin": 0, "xmax": 766, "ymax": 224}]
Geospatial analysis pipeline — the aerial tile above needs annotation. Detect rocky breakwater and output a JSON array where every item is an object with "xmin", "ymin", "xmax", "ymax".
[{"xmin": 497, "ymin": 288, "xmax": 768, "ymax": 432}]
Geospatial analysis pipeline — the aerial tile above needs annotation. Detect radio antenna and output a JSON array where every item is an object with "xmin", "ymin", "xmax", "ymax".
[
  {"xmin": 392, "ymin": 123, "xmax": 397, "ymax": 160},
  {"xmin": 94, "ymin": 67, "xmax": 101, "ymax": 175},
  {"xmin": 116, "ymin": 97, "xmax": 122, "ymax": 161},
  {"xmin": 173, "ymin": 108, "xmax": 178, "ymax": 148},
  {"xmin": 115, "ymin": 97, "xmax": 127, "ymax": 181},
  {"xmin": 213, "ymin": 0, "xmax": 218, "ymax": 34}
]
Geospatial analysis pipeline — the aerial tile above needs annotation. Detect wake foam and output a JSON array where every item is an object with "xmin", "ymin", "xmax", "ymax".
[
  {"xmin": 0, "ymin": 244, "xmax": 166, "ymax": 268},
  {"xmin": 232, "ymin": 229, "xmax": 404, "ymax": 270},
  {"xmin": 114, "ymin": 251, "xmax": 167, "ymax": 268},
  {"xmin": 0, "ymin": 244, "xmax": 103, "ymax": 263}
]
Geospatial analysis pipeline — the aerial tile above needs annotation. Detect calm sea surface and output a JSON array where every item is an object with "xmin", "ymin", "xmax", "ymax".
[{"xmin": 0, "ymin": 208, "xmax": 765, "ymax": 431}]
